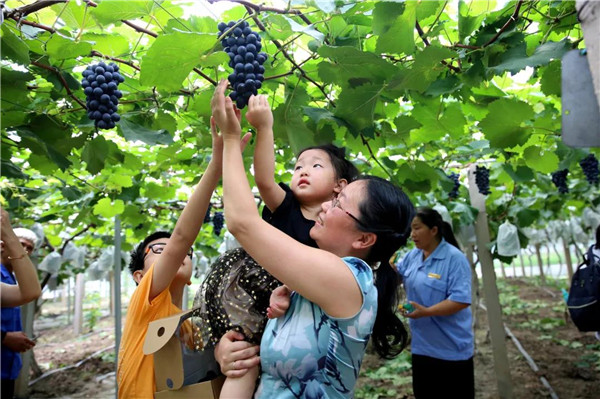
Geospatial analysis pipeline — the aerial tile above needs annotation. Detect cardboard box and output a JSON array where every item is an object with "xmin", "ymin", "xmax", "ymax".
[{"xmin": 143, "ymin": 308, "xmax": 224, "ymax": 398}]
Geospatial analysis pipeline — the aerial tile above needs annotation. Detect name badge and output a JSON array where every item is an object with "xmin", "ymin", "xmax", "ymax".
[{"xmin": 427, "ymin": 272, "xmax": 441, "ymax": 279}]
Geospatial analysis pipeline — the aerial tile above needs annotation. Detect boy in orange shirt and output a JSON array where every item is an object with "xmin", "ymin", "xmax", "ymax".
[{"xmin": 116, "ymin": 118, "xmax": 250, "ymax": 399}]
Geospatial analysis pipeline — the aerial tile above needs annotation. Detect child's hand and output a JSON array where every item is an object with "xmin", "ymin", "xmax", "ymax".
[
  {"xmin": 246, "ymin": 94, "xmax": 273, "ymax": 131},
  {"xmin": 211, "ymin": 80, "xmax": 242, "ymax": 140},
  {"xmin": 267, "ymin": 285, "xmax": 291, "ymax": 319}
]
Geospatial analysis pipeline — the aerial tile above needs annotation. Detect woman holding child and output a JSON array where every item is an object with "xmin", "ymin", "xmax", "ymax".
[{"xmin": 210, "ymin": 80, "xmax": 415, "ymax": 398}]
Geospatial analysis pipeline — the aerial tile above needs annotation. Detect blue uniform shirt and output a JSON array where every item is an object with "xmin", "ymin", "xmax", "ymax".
[
  {"xmin": 397, "ymin": 239, "xmax": 474, "ymax": 361},
  {"xmin": 1, "ymin": 263, "xmax": 23, "ymax": 379}
]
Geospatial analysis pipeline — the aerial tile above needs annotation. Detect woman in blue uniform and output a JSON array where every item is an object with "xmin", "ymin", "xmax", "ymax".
[{"xmin": 397, "ymin": 207, "xmax": 474, "ymax": 398}]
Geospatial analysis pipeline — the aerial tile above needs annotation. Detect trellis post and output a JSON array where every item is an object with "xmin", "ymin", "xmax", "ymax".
[{"xmin": 467, "ymin": 164, "xmax": 513, "ymax": 398}]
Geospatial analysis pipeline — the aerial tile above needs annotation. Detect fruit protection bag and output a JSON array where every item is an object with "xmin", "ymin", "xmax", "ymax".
[{"xmin": 497, "ymin": 221, "xmax": 520, "ymax": 257}]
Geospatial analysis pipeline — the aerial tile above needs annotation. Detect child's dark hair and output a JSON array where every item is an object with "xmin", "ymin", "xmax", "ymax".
[
  {"xmin": 415, "ymin": 207, "xmax": 460, "ymax": 249},
  {"xmin": 595, "ymin": 225, "xmax": 600, "ymax": 250},
  {"xmin": 297, "ymin": 144, "xmax": 359, "ymax": 183},
  {"xmin": 128, "ymin": 231, "xmax": 171, "ymax": 275},
  {"xmin": 355, "ymin": 175, "xmax": 414, "ymax": 359}
]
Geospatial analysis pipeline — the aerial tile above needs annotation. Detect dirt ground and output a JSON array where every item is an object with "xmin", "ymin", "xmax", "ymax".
[{"xmin": 26, "ymin": 278, "xmax": 600, "ymax": 398}]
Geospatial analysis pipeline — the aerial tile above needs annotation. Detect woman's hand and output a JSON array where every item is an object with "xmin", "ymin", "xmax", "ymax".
[
  {"xmin": 0, "ymin": 207, "xmax": 14, "ymax": 233},
  {"xmin": 214, "ymin": 330, "xmax": 260, "ymax": 378},
  {"xmin": 208, "ymin": 116, "xmax": 251, "ymax": 174},
  {"xmin": 211, "ymin": 80, "xmax": 242, "ymax": 141},
  {"xmin": 402, "ymin": 301, "xmax": 430, "ymax": 319}
]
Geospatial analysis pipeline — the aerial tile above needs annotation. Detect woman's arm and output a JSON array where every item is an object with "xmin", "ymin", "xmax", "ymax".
[
  {"xmin": 214, "ymin": 330, "xmax": 261, "ymax": 377},
  {"xmin": 212, "ymin": 81, "xmax": 362, "ymax": 318},
  {"xmin": 246, "ymin": 95, "xmax": 285, "ymax": 212},
  {"xmin": 405, "ymin": 299, "xmax": 469, "ymax": 319},
  {"xmin": 1, "ymin": 208, "xmax": 41, "ymax": 308}
]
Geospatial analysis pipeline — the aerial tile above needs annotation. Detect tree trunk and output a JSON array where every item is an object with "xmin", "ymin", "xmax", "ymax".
[
  {"xmin": 519, "ymin": 251, "xmax": 526, "ymax": 277},
  {"xmin": 563, "ymin": 238, "xmax": 574, "ymax": 281},
  {"xmin": 535, "ymin": 244, "xmax": 546, "ymax": 284}
]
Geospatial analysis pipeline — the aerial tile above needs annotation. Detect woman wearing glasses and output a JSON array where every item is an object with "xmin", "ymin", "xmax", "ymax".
[
  {"xmin": 210, "ymin": 80, "xmax": 415, "ymax": 398},
  {"xmin": 116, "ymin": 116, "xmax": 251, "ymax": 399}
]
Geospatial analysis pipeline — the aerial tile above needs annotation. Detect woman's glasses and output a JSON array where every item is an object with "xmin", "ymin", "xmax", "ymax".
[
  {"xmin": 144, "ymin": 243, "xmax": 193, "ymax": 259},
  {"xmin": 331, "ymin": 197, "xmax": 367, "ymax": 228}
]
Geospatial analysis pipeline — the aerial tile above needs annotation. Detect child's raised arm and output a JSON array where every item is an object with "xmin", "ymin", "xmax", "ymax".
[{"xmin": 246, "ymin": 94, "xmax": 285, "ymax": 213}]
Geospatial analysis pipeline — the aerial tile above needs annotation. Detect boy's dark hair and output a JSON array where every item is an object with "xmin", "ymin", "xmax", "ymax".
[
  {"xmin": 128, "ymin": 231, "xmax": 171, "ymax": 275},
  {"xmin": 297, "ymin": 144, "xmax": 359, "ymax": 183}
]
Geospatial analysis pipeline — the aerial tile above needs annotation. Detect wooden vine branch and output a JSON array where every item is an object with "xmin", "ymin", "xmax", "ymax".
[
  {"xmin": 360, "ymin": 134, "xmax": 396, "ymax": 182},
  {"xmin": 90, "ymin": 50, "xmax": 140, "ymax": 71},
  {"xmin": 453, "ymin": 0, "xmax": 524, "ymax": 50},
  {"xmin": 31, "ymin": 61, "xmax": 87, "ymax": 108},
  {"xmin": 244, "ymin": 6, "xmax": 335, "ymax": 107},
  {"xmin": 415, "ymin": 21, "xmax": 461, "ymax": 73},
  {"xmin": 483, "ymin": 0, "xmax": 524, "ymax": 46},
  {"xmin": 60, "ymin": 223, "xmax": 96, "ymax": 254},
  {"xmin": 4, "ymin": 0, "xmax": 66, "ymax": 20},
  {"xmin": 208, "ymin": 0, "xmax": 314, "ymax": 26},
  {"xmin": 120, "ymin": 20, "xmax": 216, "ymax": 86}
]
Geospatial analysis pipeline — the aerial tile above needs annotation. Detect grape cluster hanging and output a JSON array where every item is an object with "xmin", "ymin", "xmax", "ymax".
[
  {"xmin": 218, "ymin": 20, "xmax": 267, "ymax": 109},
  {"xmin": 81, "ymin": 62, "xmax": 123, "ymax": 129}
]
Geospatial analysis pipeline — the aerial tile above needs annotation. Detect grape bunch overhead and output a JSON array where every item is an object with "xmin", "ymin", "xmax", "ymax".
[
  {"xmin": 447, "ymin": 172, "xmax": 460, "ymax": 199},
  {"xmin": 475, "ymin": 166, "xmax": 491, "ymax": 195},
  {"xmin": 551, "ymin": 169, "xmax": 569, "ymax": 194},
  {"xmin": 81, "ymin": 62, "xmax": 124, "ymax": 130},
  {"xmin": 579, "ymin": 154, "xmax": 599, "ymax": 185},
  {"xmin": 212, "ymin": 211, "xmax": 224, "ymax": 236},
  {"xmin": 218, "ymin": 20, "xmax": 268, "ymax": 109}
]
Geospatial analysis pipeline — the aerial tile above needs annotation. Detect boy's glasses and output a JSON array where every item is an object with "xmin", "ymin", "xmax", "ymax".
[
  {"xmin": 144, "ymin": 243, "xmax": 193, "ymax": 259},
  {"xmin": 331, "ymin": 197, "xmax": 367, "ymax": 229}
]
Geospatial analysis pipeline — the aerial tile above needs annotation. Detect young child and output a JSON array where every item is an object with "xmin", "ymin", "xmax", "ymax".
[
  {"xmin": 116, "ymin": 117, "xmax": 250, "ymax": 399},
  {"xmin": 193, "ymin": 92, "xmax": 359, "ymax": 398}
]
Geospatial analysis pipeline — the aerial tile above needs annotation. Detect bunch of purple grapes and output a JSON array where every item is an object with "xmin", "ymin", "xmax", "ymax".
[
  {"xmin": 475, "ymin": 166, "xmax": 491, "ymax": 195},
  {"xmin": 579, "ymin": 154, "xmax": 599, "ymax": 185},
  {"xmin": 213, "ymin": 211, "xmax": 224, "ymax": 236},
  {"xmin": 447, "ymin": 172, "xmax": 460, "ymax": 199},
  {"xmin": 218, "ymin": 20, "xmax": 267, "ymax": 109},
  {"xmin": 551, "ymin": 169, "xmax": 569, "ymax": 194},
  {"xmin": 81, "ymin": 62, "xmax": 123, "ymax": 129}
]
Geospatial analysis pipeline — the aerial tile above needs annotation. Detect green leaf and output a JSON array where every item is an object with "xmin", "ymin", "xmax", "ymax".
[
  {"xmin": 372, "ymin": 2, "xmax": 404, "ymax": 36},
  {"xmin": 376, "ymin": 2, "xmax": 416, "ymax": 55},
  {"xmin": 93, "ymin": 198, "xmax": 125, "ymax": 218},
  {"xmin": 1, "ymin": 160, "xmax": 28, "ymax": 179},
  {"xmin": 46, "ymin": 35, "xmax": 92, "ymax": 60},
  {"xmin": 81, "ymin": 33, "xmax": 129, "ymax": 57},
  {"xmin": 523, "ymin": 146, "xmax": 559, "ymax": 173},
  {"xmin": 458, "ymin": 0, "xmax": 488, "ymax": 41},
  {"xmin": 540, "ymin": 60, "xmax": 561, "ymax": 97},
  {"xmin": 140, "ymin": 32, "xmax": 216, "ymax": 91},
  {"xmin": 479, "ymin": 98, "xmax": 533, "ymax": 148},
  {"xmin": 92, "ymin": 0, "xmax": 156, "ymax": 25},
  {"xmin": 411, "ymin": 102, "xmax": 465, "ymax": 143},
  {"xmin": 1, "ymin": 25, "xmax": 30, "ymax": 65},
  {"xmin": 82, "ymin": 136, "xmax": 109, "ymax": 174},
  {"xmin": 119, "ymin": 118, "xmax": 174, "ymax": 145},
  {"xmin": 489, "ymin": 40, "xmax": 571, "ymax": 74},
  {"xmin": 273, "ymin": 85, "xmax": 315, "ymax": 154},
  {"xmin": 502, "ymin": 165, "xmax": 534, "ymax": 183},
  {"xmin": 335, "ymin": 83, "xmax": 383, "ymax": 135},
  {"xmin": 317, "ymin": 46, "xmax": 400, "ymax": 85}
]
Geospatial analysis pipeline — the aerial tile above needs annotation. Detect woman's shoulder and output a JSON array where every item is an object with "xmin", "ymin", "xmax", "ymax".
[{"xmin": 341, "ymin": 257, "xmax": 375, "ymax": 287}]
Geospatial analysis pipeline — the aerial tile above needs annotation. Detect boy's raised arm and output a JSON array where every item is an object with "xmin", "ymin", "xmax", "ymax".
[
  {"xmin": 150, "ymin": 117, "xmax": 250, "ymax": 300},
  {"xmin": 247, "ymin": 95, "xmax": 285, "ymax": 213}
]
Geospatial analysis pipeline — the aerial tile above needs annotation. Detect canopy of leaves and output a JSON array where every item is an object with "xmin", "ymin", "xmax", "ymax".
[{"xmin": 1, "ymin": 0, "xmax": 598, "ymax": 273}]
